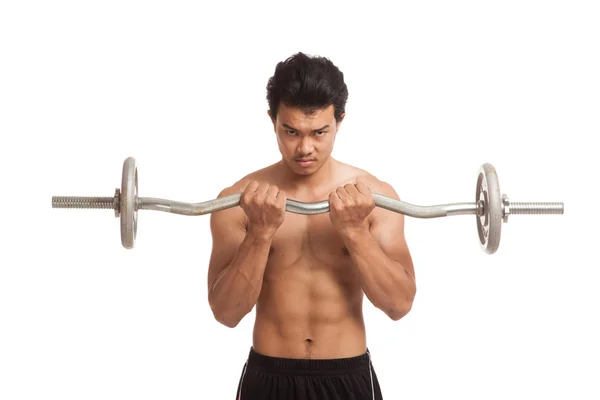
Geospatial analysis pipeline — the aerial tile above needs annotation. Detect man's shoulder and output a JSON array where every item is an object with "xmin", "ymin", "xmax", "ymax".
[
  {"xmin": 216, "ymin": 164, "xmax": 277, "ymax": 197},
  {"xmin": 342, "ymin": 162, "xmax": 397, "ymax": 197}
]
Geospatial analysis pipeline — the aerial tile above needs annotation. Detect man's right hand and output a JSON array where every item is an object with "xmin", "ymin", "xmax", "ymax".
[{"xmin": 240, "ymin": 181, "xmax": 287, "ymax": 238}]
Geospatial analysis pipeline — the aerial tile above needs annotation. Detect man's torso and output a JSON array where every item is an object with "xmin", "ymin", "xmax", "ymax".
[{"xmin": 233, "ymin": 160, "xmax": 384, "ymax": 359}]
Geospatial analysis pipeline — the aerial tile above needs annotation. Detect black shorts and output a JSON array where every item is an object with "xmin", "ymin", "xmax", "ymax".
[{"xmin": 235, "ymin": 347, "xmax": 383, "ymax": 399}]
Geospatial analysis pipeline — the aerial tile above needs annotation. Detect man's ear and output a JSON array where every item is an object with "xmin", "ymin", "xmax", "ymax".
[
  {"xmin": 336, "ymin": 112, "xmax": 346, "ymax": 130},
  {"xmin": 268, "ymin": 110, "xmax": 278, "ymax": 132}
]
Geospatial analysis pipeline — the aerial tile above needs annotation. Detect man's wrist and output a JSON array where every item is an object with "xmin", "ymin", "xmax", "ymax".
[
  {"xmin": 339, "ymin": 224, "xmax": 371, "ymax": 244},
  {"xmin": 246, "ymin": 225, "xmax": 276, "ymax": 244}
]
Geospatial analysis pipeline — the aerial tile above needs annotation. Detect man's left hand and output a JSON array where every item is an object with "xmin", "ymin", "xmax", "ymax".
[{"xmin": 329, "ymin": 182, "xmax": 376, "ymax": 235}]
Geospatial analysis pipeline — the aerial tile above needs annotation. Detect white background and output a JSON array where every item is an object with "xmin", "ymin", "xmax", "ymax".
[{"xmin": 1, "ymin": 1, "xmax": 598, "ymax": 399}]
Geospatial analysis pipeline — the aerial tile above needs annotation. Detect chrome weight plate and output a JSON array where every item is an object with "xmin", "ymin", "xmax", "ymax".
[
  {"xmin": 476, "ymin": 163, "xmax": 502, "ymax": 254},
  {"xmin": 120, "ymin": 157, "xmax": 138, "ymax": 249}
]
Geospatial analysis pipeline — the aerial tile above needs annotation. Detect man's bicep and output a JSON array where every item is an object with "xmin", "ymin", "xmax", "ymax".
[
  {"xmin": 207, "ymin": 188, "xmax": 247, "ymax": 290},
  {"xmin": 370, "ymin": 182, "xmax": 415, "ymax": 281}
]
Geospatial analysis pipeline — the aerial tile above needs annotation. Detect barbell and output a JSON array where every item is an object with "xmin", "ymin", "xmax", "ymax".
[{"xmin": 51, "ymin": 157, "xmax": 564, "ymax": 253}]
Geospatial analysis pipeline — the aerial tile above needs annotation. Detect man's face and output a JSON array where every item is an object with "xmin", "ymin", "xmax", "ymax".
[{"xmin": 270, "ymin": 103, "xmax": 343, "ymax": 176}]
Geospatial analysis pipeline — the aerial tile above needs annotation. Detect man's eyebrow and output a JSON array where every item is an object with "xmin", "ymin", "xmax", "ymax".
[{"xmin": 282, "ymin": 123, "xmax": 330, "ymax": 132}]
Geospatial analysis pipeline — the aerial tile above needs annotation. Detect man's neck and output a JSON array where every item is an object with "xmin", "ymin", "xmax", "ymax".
[{"xmin": 276, "ymin": 157, "xmax": 338, "ymax": 195}]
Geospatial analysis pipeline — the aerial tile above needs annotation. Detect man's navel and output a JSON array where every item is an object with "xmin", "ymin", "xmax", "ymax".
[{"xmin": 304, "ymin": 338, "xmax": 314, "ymax": 359}]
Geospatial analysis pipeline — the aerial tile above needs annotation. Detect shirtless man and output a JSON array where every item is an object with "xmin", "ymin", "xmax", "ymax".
[{"xmin": 207, "ymin": 52, "xmax": 416, "ymax": 400}]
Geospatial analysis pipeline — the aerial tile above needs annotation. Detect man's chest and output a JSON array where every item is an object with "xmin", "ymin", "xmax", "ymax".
[{"xmin": 266, "ymin": 212, "xmax": 351, "ymax": 269}]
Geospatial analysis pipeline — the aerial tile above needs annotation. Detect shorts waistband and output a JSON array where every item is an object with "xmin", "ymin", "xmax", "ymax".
[{"xmin": 246, "ymin": 347, "xmax": 372, "ymax": 375}]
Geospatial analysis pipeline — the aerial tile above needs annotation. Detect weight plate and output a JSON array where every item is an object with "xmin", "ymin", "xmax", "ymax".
[
  {"xmin": 120, "ymin": 157, "xmax": 138, "ymax": 249},
  {"xmin": 476, "ymin": 163, "xmax": 502, "ymax": 254}
]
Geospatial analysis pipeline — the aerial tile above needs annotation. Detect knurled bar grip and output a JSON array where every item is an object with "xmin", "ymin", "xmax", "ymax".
[
  {"xmin": 137, "ymin": 194, "xmax": 481, "ymax": 217},
  {"xmin": 51, "ymin": 157, "xmax": 564, "ymax": 253}
]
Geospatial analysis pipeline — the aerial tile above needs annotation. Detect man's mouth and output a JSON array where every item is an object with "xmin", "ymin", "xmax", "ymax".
[{"xmin": 296, "ymin": 158, "xmax": 316, "ymax": 166}]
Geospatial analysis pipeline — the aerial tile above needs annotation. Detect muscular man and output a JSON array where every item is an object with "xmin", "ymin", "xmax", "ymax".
[{"xmin": 207, "ymin": 52, "xmax": 416, "ymax": 400}]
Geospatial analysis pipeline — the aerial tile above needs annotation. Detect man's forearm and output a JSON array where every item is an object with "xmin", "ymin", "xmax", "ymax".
[
  {"xmin": 342, "ymin": 228, "xmax": 416, "ymax": 320},
  {"xmin": 208, "ymin": 231, "xmax": 272, "ymax": 327}
]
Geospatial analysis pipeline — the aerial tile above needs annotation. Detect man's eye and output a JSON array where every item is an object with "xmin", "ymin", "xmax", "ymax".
[
  {"xmin": 315, "ymin": 131, "xmax": 325, "ymax": 136},
  {"xmin": 287, "ymin": 130, "xmax": 297, "ymax": 136}
]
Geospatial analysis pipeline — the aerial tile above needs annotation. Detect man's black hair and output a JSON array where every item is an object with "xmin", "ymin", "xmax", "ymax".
[{"xmin": 266, "ymin": 52, "xmax": 348, "ymax": 123}]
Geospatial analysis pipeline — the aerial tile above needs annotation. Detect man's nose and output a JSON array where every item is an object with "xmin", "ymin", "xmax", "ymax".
[{"xmin": 297, "ymin": 137, "xmax": 314, "ymax": 154}]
